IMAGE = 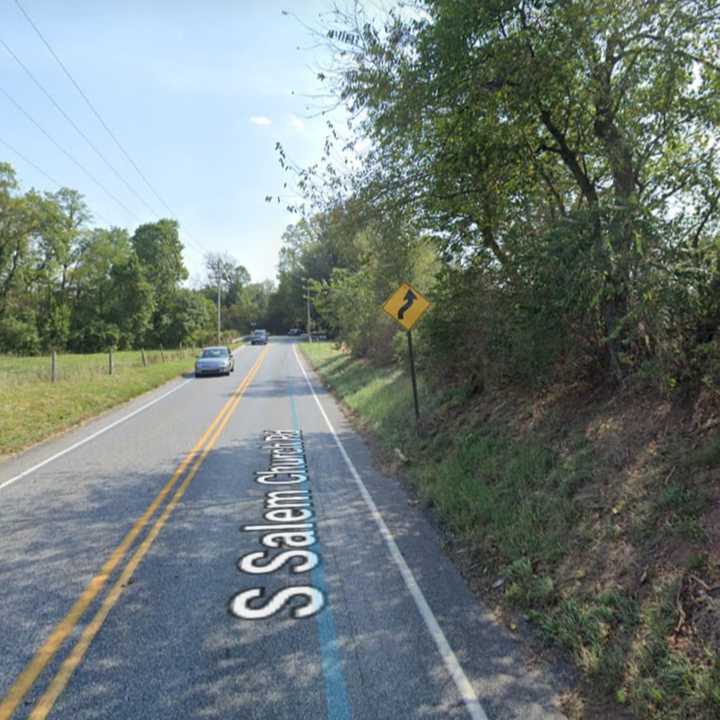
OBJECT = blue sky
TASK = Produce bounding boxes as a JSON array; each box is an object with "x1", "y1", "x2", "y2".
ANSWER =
[{"x1": 0, "y1": 0, "x2": 350, "y2": 284}]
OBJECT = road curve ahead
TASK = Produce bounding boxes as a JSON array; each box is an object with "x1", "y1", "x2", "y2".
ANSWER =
[{"x1": 0, "y1": 339, "x2": 566, "y2": 720}]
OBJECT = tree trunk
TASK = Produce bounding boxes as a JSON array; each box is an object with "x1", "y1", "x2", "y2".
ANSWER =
[{"x1": 593, "y1": 66, "x2": 638, "y2": 380}]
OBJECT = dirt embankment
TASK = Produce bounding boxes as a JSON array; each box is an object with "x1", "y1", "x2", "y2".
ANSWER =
[{"x1": 430, "y1": 381, "x2": 720, "y2": 719}]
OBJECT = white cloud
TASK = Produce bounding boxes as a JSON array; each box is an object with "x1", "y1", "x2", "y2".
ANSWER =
[
  {"x1": 250, "y1": 115, "x2": 272, "y2": 126},
  {"x1": 289, "y1": 113, "x2": 305, "y2": 131}
]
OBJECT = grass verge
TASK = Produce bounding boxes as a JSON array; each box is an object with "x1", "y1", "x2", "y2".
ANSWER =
[
  {"x1": 301, "y1": 342, "x2": 720, "y2": 720},
  {"x1": 1, "y1": 349, "x2": 198, "y2": 457}
]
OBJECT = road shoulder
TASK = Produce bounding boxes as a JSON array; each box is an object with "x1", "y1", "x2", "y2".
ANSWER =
[{"x1": 295, "y1": 342, "x2": 573, "y2": 719}]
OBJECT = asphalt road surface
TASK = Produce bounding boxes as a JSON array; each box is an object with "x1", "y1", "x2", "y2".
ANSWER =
[{"x1": 0, "y1": 339, "x2": 567, "y2": 720}]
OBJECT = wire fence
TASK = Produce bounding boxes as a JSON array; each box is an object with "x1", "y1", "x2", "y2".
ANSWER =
[{"x1": 0, "y1": 347, "x2": 198, "y2": 386}]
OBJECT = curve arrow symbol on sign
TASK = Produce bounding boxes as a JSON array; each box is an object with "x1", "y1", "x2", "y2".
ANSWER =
[{"x1": 398, "y1": 289, "x2": 417, "y2": 320}]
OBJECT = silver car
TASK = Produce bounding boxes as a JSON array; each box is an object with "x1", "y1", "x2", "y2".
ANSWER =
[
  {"x1": 195, "y1": 346, "x2": 235, "y2": 377},
  {"x1": 250, "y1": 329, "x2": 268, "y2": 345}
]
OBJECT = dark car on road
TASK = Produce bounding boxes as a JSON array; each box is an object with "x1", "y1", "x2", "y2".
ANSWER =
[
  {"x1": 194, "y1": 346, "x2": 235, "y2": 377},
  {"x1": 251, "y1": 329, "x2": 268, "y2": 345}
]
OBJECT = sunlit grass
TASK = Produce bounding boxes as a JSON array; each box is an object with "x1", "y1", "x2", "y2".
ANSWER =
[
  {"x1": 0, "y1": 348, "x2": 199, "y2": 456},
  {"x1": 0, "y1": 348, "x2": 193, "y2": 385},
  {"x1": 302, "y1": 342, "x2": 420, "y2": 447},
  {"x1": 302, "y1": 342, "x2": 577, "y2": 567}
]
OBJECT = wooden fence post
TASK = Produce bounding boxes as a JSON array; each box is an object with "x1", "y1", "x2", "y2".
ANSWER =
[
  {"x1": 160, "y1": 345, "x2": 165, "y2": 363},
  {"x1": 108, "y1": 348, "x2": 114, "y2": 375},
  {"x1": 141, "y1": 348, "x2": 147, "y2": 367},
  {"x1": 51, "y1": 351, "x2": 57, "y2": 383}
]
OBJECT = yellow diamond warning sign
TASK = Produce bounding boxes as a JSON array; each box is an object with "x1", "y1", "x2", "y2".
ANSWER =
[{"x1": 382, "y1": 282, "x2": 431, "y2": 332}]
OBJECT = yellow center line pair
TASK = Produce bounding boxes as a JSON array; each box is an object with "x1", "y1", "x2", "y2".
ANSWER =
[{"x1": 0, "y1": 345, "x2": 270, "y2": 720}]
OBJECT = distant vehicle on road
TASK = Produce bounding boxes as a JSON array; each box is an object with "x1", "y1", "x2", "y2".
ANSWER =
[
  {"x1": 195, "y1": 346, "x2": 235, "y2": 377},
  {"x1": 287, "y1": 328, "x2": 301, "y2": 336},
  {"x1": 251, "y1": 329, "x2": 269, "y2": 345}
]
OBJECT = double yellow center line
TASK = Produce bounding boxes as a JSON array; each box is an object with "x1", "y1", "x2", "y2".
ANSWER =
[{"x1": 0, "y1": 345, "x2": 269, "y2": 720}]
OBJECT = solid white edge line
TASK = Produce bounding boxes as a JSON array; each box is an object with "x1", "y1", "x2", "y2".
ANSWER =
[
  {"x1": 0, "y1": 378, "x2": 192, "y2": 493},
  {"x1": 0, "y1": 347, "x2": 244, "y2": 493},
  {"x1": 293, "y1": 345, "x2": 488, "y2": 720}
]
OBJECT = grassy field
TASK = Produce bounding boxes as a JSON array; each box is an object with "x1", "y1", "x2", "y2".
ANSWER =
[
  {"x1": 301, "y1": 342, "x2": 720, "y2": 720},
  {"x1": 0, "y1": 348, "x2": 198, "y2": 457}
]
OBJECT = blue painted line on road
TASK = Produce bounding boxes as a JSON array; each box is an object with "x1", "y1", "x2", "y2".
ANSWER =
[{"x1": 290, "y1": 390, "x2": 352, "y2": 720}]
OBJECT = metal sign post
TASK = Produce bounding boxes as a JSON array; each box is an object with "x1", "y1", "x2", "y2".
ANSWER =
[
  {"x1": 407, "y1": 330, "x2": 420, "y2": 421},
  {"x1": 382, "y1": 282, "x2": 431, "y2": 424}
]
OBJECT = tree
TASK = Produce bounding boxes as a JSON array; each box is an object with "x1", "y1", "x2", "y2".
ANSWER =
[
  {"x1": 0, "y1": 164, "x2": 34, "y2": 316},
  {"x1": 132, "y1": 219, "x2": 187, "y2": 290},
  {"x1": 225, "y1": 264, "x2": 252, "y2": 307},
  {"x1": 68, "y1": 227, "x2": 130, "y2": 351},
  {"x1": 32, "y1": 188, "x2": 92, "y2": 349},
  {"x1": 131, "y1": 219, "x2": 188, "y2": 345},
  {"x1": 161, "y1": 289, "x2": 215, "y2": 347},
  {"x1": 0, "y1": 166, "x2": 59, "y2": 353},
  {"x1": 317, "y1": 0, "x2": 720, "y2": 378},
  {"x1": 203, "y1": 252, "x2": 252, "y2": 333},
  {"x1": 0, "y1": 165, "x2": 22, "y2": 311},
  {"x1": 0, "y1": 162, "x2": 221, "y2": 354},
  {"x1": 108, "y1": 252, "x2": 155, "y2": 349},
  {"x1": 204, "y1": 253, "x2": 251, "y2": 305}
]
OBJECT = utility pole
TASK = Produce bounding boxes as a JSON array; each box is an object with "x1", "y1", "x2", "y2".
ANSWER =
[
  {"x1": 217, "y1": 274, "x2": 222, "y2": 344},
  {"x1": 305, "y1": 278, "x2": 313, "y2": 342}
]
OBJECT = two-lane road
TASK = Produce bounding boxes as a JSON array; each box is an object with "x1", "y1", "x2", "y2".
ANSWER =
[{"x1": 0, "y1": 339, "x2": 566, "y2": 719}]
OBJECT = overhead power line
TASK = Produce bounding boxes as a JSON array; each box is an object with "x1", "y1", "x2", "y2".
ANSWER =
[
  {"x1": 0, "y1": 134, "x2": 112, "y2": 225},
  {"x1": 0, "y1": 135, "x2": 60, "y2": 186},
  {"x1": 13, "y1": 0, "x2": 174, "y2": 213},
  {"x1": 0, "y1": 36, "x2": 161, "y2": 219},
  {"x1": 0, "y1": 86, "x2": 140, "y2": 222},
  {"x1": 12, "y1": 0, "x2": 209, "y2": 257}
]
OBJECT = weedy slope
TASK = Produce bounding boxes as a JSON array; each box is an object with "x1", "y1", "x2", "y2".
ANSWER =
[{"x1": 302, "y1": 342, "x2": 720, "y2": 720}]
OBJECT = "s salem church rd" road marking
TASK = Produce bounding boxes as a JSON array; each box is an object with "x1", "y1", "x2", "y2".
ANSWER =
[{"x1": 230, "y1": 429, "x2": 325, "y2": 620}]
